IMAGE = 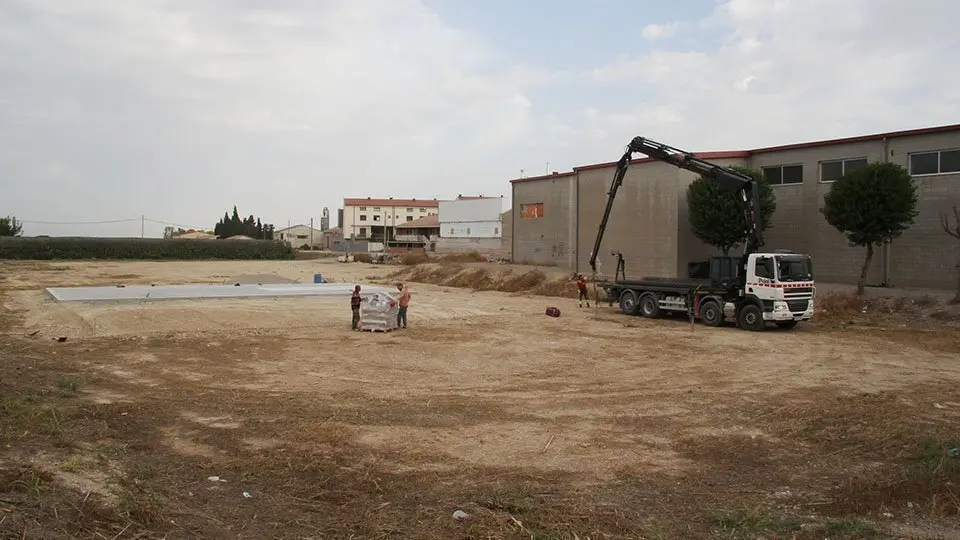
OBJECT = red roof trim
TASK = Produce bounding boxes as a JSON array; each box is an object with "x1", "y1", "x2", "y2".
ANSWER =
[
  {"x1": 509, "y1": 171, "x2": 577, "y2": 184},
  {"x1": 344, "y1": 198, "x2": 440, "y2": 207},
  {"x1": 749, "y1": 123, "x2": 960, "y2": 154}
]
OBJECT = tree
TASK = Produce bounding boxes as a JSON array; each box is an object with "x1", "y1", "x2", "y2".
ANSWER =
[
  {"x1": 940, "y1": 204, "x2": 960, "y2": 304},
  {"x1": 213, "y1": 206, "x2": 275, "y2": 240},
  {"x1": 686, "y1": 165, "x2": 776, "y2": 255},
  {"x1": 821, "y1": 162, "x2": 918, "y2": 295},
  {"x1": 0, "y1": 215, "x2": 23, "y2": 237}
]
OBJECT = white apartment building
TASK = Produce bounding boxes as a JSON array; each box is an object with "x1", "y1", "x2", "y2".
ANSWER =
[{"x1": 342, "y1": 197, "x2": 440, "y2": 241}]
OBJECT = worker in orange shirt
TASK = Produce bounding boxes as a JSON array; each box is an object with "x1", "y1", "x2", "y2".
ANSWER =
[
  {"x1": 575, "y1": 274, "x2": 590, "y2": 308},
  {"x1": 396, "y1": 283, "x2": 411, "y2": 328}
]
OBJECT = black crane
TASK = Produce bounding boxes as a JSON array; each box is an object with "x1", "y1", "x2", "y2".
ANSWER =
[{"x1": 588, "y1": 136, "x2": 764, "y2": 277}]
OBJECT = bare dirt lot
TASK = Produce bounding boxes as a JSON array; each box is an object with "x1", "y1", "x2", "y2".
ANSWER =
[{"x1": 1, "y1": 259, "x2": 959, "y2": 539}]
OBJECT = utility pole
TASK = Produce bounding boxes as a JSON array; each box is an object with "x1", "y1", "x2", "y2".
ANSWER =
[
  {"x1": 141, "y1": 215, "x2": 144, "y2": 238},
  {"x1": 546, "y1": 162, "x2": 549, "y2": 174},
  {"x1": 310, "y1": 217, "x2": 314, "y2": 248}
]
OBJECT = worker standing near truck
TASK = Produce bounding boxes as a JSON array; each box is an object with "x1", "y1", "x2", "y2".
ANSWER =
[
  {"x1": 351, "y1": 285, "x2": 362, "y2": 330},
  {"x1": 576, "y1": 274, "x2": 590, "y2": 308}
]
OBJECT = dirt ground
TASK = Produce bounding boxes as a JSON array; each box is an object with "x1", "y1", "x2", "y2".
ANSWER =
[{"x1": 1, "y1": 259, "x2": 959, "y2": 539}]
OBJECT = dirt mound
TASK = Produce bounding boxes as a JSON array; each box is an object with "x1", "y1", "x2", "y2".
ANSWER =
[{"x1": 391, "y1": 264, "x2": 578, "y2": 298}]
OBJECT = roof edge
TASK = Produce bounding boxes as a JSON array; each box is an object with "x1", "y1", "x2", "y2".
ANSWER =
[{"x1": 508, "y1": 123, "x2": 960, "y2": 183}]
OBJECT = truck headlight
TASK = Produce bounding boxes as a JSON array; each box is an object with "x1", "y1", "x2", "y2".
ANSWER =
[{"x1": 774, "y1": 301, "x2": 788, "y2": 311}]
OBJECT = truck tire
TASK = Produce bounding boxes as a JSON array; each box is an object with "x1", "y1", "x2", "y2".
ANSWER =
[
  {"x1": 639, "y1": 293, "x2": 661, "y2": 318},
  {"x1": 775, "y1": 320, "x2": 799, "y2": 330},
  {"x1": 737, "y1": 304, "x2": 765, "y2": 332},
  {"x1": 699, "y1": 299, "x2": 723, "y2": 327},
  {"x1": 619, "y1": 290, "x2": 639, "y2": 315}
]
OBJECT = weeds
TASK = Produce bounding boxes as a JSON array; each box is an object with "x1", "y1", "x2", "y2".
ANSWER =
[{"x1": 56, "y1": 378, "x2": 78, "y2": 392}]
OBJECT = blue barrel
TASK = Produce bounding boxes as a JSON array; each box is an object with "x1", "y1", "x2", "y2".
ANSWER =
[{"x1": 314, "y1": 273, "x2": 324, "y2": 283}]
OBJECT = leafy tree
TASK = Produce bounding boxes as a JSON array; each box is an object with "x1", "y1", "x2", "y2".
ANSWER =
[
  {"x1": 0, "y1": 215, "x2": 23, "y2": 237},
  {"x1": 686, "y1": 165, "x2": 776, "y2": 255},
  {"x1": 940, "y1": 205, "x2": 960, "y2": 304},
  {"x1": 821, "y1": 162, "x2": 918, "y2": 295}
]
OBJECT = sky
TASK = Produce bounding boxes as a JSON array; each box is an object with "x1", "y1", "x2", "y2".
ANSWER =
[{"x1": 2, "y1": 0, "x2": 958, "y2": 237}]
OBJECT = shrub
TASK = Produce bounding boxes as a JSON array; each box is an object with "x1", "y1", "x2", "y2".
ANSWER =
[
  {"x1": 0, "y1": 237, "x2": 295, "y2": 260},
  {"x1": 401, "y1": 252, "x2": 429, "y2": 266}
]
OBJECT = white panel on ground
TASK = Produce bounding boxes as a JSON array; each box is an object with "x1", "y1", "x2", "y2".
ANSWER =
[{"x1": 45, "y1": 283, "x2": 391, "y2": 303}]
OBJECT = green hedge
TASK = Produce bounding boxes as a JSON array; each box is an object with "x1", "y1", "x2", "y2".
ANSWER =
[{"x1": 0, "y1": 237, "x2": 295, "y2": 260}]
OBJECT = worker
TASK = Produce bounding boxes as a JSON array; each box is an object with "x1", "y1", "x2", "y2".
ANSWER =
[
  {"x1": 575, "y1": 274, "x2": 590, "y2": 308},
  {"x1": 351, "y1": 285, "x2": 362, "y2": 330},
  {"x1": 396, "y1": 283, "x2": 410, "y2": 328}
]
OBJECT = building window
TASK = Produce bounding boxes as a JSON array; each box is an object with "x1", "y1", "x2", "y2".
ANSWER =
[
  {"x1": 406, "y1": 207, "x2": 413, "y2": 212},
  {"x1": 359, "y1": 206, "x2": 366, "y2": 211},
  {"x1": 359, "y1": 215, "x2": 367, "y2": 221},
  {"x1": 406, "y1": 216, "x2": 413, "y2": 222},
  {"x1": 419, "y1": 207, "x2": 426, "y2": 212},
  {"x1": 450, "y1": 228, "x2": 454, "y2": 235},
  {"x1": 373, "y1": 207, "x2": 380, "y2": 211},
  {"x1": 359, "y1": 227, "x2": 366, "y2": 236},
  {"x1": 466, "y1": 228, "x2": 471, "y2": 235},
  {"x1": 820, "y1": 158, "x2": 869, "y2": 183},
  {"x1": 909, "y1": 149, "x2": 960, "y2": 176},
  {"x1": 762, "y1": 165, "x2": 803, "y2": 185},
  {"x1": 494, "y1": 227, "x2": 499, "y2": 235},
  {"x1": 373, "y1": 215, "x2": 380, "y2": 221},
  {"x1": 520, "y1": 203, "x2": 545, "y2": 218}
]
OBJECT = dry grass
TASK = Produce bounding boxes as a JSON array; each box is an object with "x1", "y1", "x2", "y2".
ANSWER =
[
  {"x1": 390, "y1": 263, "x2": 580, "y2": 298},
  {"x1": 815, "y1": 290, "x2": 960, "y2": 328}
]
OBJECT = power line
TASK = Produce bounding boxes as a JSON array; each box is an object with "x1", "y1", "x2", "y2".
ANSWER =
[
  {"x1": 19, "y1": 218, "x2": 139, "y2": 225},
  {"x1": 143, "y1": 218, "x2": 211, "y2": 231}
]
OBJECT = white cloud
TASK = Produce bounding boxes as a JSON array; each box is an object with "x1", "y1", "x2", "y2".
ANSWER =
[
  {"x1": 581, "y1": 0, "x2": 960, "y2": 155},
  {"x1": 0, "y1": 0, "x2": 560, "y2": 234},
  {"x1": 641, "y1": 22, "x2": 679, "y2": 40}
]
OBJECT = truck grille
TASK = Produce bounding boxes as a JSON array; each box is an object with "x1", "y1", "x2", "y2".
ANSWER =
[{"x1": 787, "y1": 299, "x2": 809, "y2": 312}]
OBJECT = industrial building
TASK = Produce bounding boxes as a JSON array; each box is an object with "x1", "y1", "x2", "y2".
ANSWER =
[{"x1": 510, "y1": 123, "x2": 960, "y2": 290}]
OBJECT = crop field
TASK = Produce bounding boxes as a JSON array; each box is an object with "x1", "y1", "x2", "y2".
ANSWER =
[{"x1": 1, "y1": 259, "x2": 959, "y2": 539}]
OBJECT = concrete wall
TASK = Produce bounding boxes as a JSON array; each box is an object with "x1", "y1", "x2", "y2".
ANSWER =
[
  {"x1": 884, "y1": 131, "x2": 960, "y2": 289},
  {"x1": 435, "y1": 237, "x2": 504, "y2": 253},
  {"x1": 439, "y1": 198, "x2": 504, "y2": 238},
  {"x1": 575, "y1": 161, "x2": 680, "y2": 278},
  {"x1": 511, "y1": 173, "x2": 576, "y2": 266},
  {"x1": 500, "y1": 210, "x2": 513, "y2": 256}
]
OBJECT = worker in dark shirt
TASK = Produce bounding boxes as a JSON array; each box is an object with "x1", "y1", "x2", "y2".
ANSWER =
[
  {"x1": 351, "y1": 285, "x2": 362, "y2": 330},
  {"x1": 576, "y1": 274, "x2": 590, "y2": 308}
]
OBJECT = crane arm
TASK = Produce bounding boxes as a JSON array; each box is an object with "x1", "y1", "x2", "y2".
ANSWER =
[{"x1": 588, "y1": 136, "x2": 764, "y2": 275}]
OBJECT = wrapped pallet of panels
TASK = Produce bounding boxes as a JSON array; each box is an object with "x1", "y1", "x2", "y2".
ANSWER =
[{"x1": 360, "y1": 292, "x2": 399, "y2": 332}]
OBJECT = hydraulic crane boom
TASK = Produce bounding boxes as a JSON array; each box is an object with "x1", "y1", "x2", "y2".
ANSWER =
[{"x1": 588, "y1": 136, "x2": 764, "y2": 275}]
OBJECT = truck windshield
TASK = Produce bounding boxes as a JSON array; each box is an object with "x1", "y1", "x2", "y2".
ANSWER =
[{"x1": 776, "y1": 256, "x2": 813, "y2": 282}]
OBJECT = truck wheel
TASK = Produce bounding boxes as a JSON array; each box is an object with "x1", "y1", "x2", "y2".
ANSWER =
[
  {"x1": 737, "y1": 304, "x2": 765, "y2": 332},
  {"x1": 699, "y1": 300, "x2": 723, "y2": 327},
  {"x1": 619, "y1": 290, "x2": 639, "y2": 315},
  {"x1": 775, "y1": 320, "x2": 799, "y2": 330},
  {"x1": 639, "y1": 294, "x2": 660, "y2": 318}
]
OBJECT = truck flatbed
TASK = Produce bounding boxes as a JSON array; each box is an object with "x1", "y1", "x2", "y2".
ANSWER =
[{"x1": 601, "y1": 277, "x2": 730, "y2": 294}]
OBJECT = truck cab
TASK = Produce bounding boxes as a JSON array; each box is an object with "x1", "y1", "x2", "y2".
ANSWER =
[{"x1": 742, "y1": 251, "x2": 816, "y2": 325}]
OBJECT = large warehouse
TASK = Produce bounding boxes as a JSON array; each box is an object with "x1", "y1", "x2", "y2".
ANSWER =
[{"x1": 509, "y1": 123, "x2": 960, "y2": 290}]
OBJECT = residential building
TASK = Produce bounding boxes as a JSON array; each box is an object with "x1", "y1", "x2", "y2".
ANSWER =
[
  {"x1": 510, "y1": 123, "x2": 960, "y2": 290},
  {"x1": 342, "y1": 197, "x2": 440, "y2": 243},
  {"x1": 437, "y1": 194, "x2": 506, "y2": 253},
  {"x1": 394, "y1": 215, "x2": 440, "y2": 253},
  {"x1": 276, "y1": 224, "x2": 325, "y2": 249}
]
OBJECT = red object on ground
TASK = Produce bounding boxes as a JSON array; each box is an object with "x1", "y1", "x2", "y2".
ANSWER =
[{"x1": 545, "y1": 307, "x2": 561, "y2": 317}]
